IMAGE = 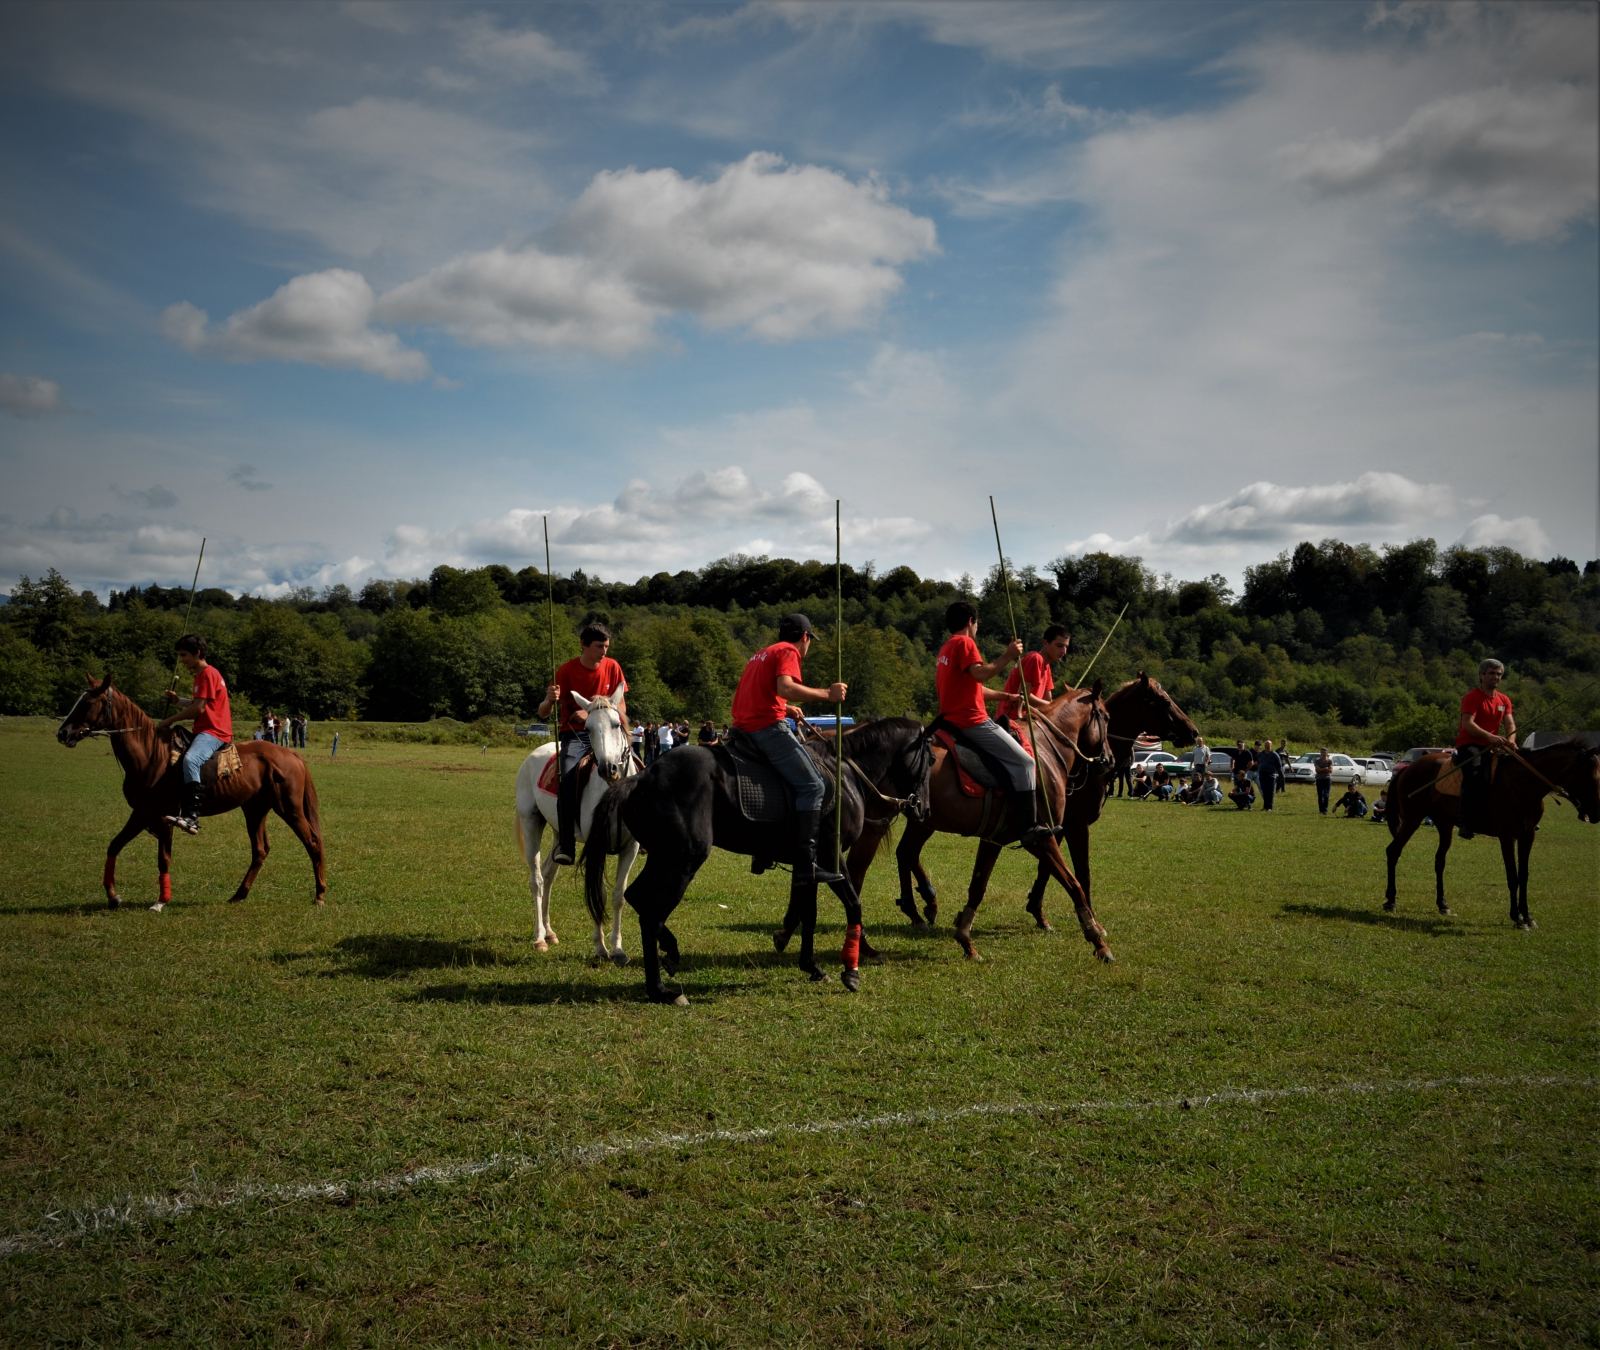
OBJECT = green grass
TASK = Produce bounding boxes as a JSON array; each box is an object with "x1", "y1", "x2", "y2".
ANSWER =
[{"x1": 1, "y1": 715, "x2": 1596, "y2": 1347}]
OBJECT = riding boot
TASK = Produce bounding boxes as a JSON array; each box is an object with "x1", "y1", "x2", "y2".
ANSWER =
[
  {"x1": 554, "y1": 762, "x2": 578, "y2": 865},
  {"x1": 1013, "y1": 789, "x2": 1055, "y2": 848},
  {"x1": 792, "y1": 808, "x2": 845, "y2": 886},
  {"x1": 165, "y1": 781, "x2": 203, "y2": 834}
]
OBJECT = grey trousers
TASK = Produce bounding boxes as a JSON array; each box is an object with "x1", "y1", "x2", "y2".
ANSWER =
[{"x1": 951, "y1": 718, "x2": 1037, "y2": 793}]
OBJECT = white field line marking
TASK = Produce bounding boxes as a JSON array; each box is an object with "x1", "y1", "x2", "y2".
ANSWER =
[{"x1": 4, "y1": 1072, "x2": 1591, "y2": 1258}]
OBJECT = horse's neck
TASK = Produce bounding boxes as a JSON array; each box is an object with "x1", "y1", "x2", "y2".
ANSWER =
[{"x1": 107, "y1": 694, "x2": 160, "y2": 777}]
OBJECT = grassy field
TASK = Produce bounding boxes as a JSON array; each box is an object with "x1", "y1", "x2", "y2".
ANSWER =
[{"x1": 1, "y1": 715, "x2": 1595, "y2": 1347}]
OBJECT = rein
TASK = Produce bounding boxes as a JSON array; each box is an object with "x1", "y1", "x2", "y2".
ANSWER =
[{"x1": 794, "y1": 714, "x2": 925, "y2": 815}]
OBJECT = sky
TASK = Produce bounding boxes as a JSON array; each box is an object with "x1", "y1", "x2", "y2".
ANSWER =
[{"x1": 0, "y1": 0, "x2": 1595, "y2": 599}]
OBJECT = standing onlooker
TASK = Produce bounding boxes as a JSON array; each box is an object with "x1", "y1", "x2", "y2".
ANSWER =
[
  {"x1": 1190, "y1": 735, "x2": 1207, "y2": 778},
  {"x1": 1233, "y1": 740, "x2": 1255, "y2": 784},
  {"x1": 631, "y1": 722, "x2": 644, "y2": 760},
  {"x1": 1257, "y1": 739, "x2": 1282, "y2": 812},
  {"x1": 657, "y1": 720, "x2": 675, "y2": 755},
  {"x1": 1314, "y1": 747, "x2": 1334, "y2": 814},
  {"x1": 1114, "y1": 756, "x2": 1134, "y2": 798}
]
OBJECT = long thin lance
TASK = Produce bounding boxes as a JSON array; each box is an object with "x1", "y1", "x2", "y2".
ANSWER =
[
  {"x1": 989, "y1": 497, "x2": 1054, "y2": 827},
  {"x1": 1064, "y1": 601, "x2": 1129, "y2": 692},
  {"x1": 545, "y1": 516, "x2": 559, "y2": 792},
  {"x1": 168, "y1": 537, "x2": 206, "y2": 693},
  {"x1": 835, "y1": 500, "x2": 845, "y2": 874}
]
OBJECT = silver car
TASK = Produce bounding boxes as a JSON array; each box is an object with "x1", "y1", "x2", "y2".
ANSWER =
[{"x1": 1285, "y1": 752, "x2": 1367, "y2": 786}]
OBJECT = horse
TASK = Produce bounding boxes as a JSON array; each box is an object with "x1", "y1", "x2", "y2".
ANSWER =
[
  {"x1": 1021, "y1": 672, "x2": 1200, "y2": 918},
  {"x1": 845, "y1": 690, "x2": 1116, "y2": 963},
  {"x1": 1384, "y1": 740, "x2": 1600, "y2": 928},
  {"x1": 56, "y1": 673, "x2": 326, "y2": 909},
  {"x1": 513, "y1": 689, "x2": 641, "y2": 962},
  {"x1": 584, "y1": 717, "x2": 932, "y2": 1005}
]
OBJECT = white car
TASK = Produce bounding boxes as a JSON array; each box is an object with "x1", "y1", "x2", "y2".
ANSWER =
[
  {"x1": 1284, "y1": 752, "x2": 1367, "y2": 786},
  {"x1": 1352, "y1": 758, "x2": 1393, "y2": 788},
  {"x1": 1134, "y1": 750, "x2": 1177, "y2": 768}
]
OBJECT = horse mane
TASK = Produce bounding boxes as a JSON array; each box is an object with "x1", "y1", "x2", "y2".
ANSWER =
[
  {"x1": 840, "y1": 716, "x2": 923, "y2": 761},
  {"x1": 103, "y1": 681, "x2": 157, "y2": 735}
]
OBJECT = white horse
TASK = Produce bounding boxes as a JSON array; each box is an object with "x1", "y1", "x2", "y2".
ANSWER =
[{"x1": 513, "y1": 690, "x2": 641, "y2": 963}]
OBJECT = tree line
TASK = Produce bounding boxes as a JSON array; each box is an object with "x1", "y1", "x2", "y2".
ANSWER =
[{"x1": 3, "y1": 541, "x2": 1596, "y2": 751}]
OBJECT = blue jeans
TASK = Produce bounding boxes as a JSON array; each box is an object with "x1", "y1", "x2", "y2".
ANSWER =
[
  {"x1": 181, "y1": 731, "x2": 227, "y2": 785},
  {"x1": 1316, "y1": 778, "x2": 1331, "y2": 813},
  {"x1": 748, "y1": 719, "x2": 826, "y2": 812}
]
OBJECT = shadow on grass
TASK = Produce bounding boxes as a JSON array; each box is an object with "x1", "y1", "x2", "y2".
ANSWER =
[
  {"x1": 410, "y1": 975, "x2": 758, "y2": 1006},
  {"x1": 319, "y1": 933, "x2": 519, "y2": 978},
  {"x1": 0, "y1": 901, "x2": 109, "y2": 917},
  {"x1": 1280, "y1": 903, "x2": 1467, "y2": 936}
]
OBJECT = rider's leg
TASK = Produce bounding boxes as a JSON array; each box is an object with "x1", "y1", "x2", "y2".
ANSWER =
[
  {"x1": 553, "y1": 731, "x2": 589, "y2": 865},
  {"x1": 748, "y1": 720, "x2": 842, "y2": 885},
  {"x1": 168, "y1": 732, "x2": 224, "y2": 833},
  {"x1": 953, "y1": 719, "x2": 1048, "y2": 843},
  {"x1": 1457, "y1": 746, "x2": 1487, "y2": 839}
]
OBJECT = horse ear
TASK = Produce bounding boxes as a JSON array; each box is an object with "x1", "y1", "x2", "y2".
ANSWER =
[
  {"x1": 1137, "y1": 670, "x2": 1148, "y2": 685},
  {"x1": 1092, "y1": 676, "x2": 1104, "y2": 698},
  {"x1": 571, "y1": 690, "x2": 593, "y2": 711},
  {"x1": 85, "y1": 671, "x2": 98, "y2": 686}
]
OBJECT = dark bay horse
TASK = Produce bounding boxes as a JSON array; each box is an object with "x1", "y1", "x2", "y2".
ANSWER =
[
  {"x1": 584, "y1": 718, "x2": 931, "y2": 1004},
  {"x1": 1022, "y1": 672, "x2": 1200, "y2": 917},
  {"x1": 846, "y1": 690, "x2": 1116, "y2": 962},
  {"x1": 56, "y1": 674, "x2": 327, "y2": 908},
  {"x1": 1385, "y1": 740, "x2": 1599, "y2": 928}
]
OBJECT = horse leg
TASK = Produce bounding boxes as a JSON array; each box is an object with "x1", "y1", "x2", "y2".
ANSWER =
[
  {"x1": 1432, "y1": 822, "x2": 1453, "y2": 915},
  {"x1": 1518, "y1": 831, "x2": 1535, "y2": 929},
  {"x1": 1025, "y1": 858, "x2": 1049, "y2": 923},
  {"x1": 1499, "y1": 834, "x2": 1521, "y2": 928},
  {"x1": 953, "y1": 841, "x2": 1002, "y2": 961},
  {"x1": 795, "y1": 880, "x2": 824, "y2": 983},
  {"x1": 104, "y1": 813, "x2": 145, "y2": 909},
  {"x1": 1384, "y1": 812, "x2": 1425, "y2": 910},
  {"x1": 276, "y1": 766, "x2": 327, "y2": 904},
  {"x1": 1062, "y1": 824, "x2": 1107, "y2": 938},
  {"x1": 153, "y1": 824, "x2": 174, "y2": 911},
  {"x1": 608, "y1": 842, "x2": 638, "y2": 965},
  {"x1": 624, "y1": 857, "x2": 689, "y2": 1006},
  {"x1": 895, "y1": 817, "x2": 937, "y2": 931},
  {"x1": 1028, "y1": 835, "x2": 1114, "y2": 962},
  {"x1": 229, "y1": 800, "x2": 272, "y2": 902},
  {"x1": 538, "y1": 849, "x2": 562, "y2": 954},
  {"x1": 828, "y1": 875, "x2": 865, "y2": 992}
]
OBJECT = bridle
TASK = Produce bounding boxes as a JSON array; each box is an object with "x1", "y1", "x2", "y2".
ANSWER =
[
  {"x1": 57, "y1": 685, "x2": 142, "y2": 744},
  {"x1": 795, "y1": 714, "x2": 930, "y2": 819}
]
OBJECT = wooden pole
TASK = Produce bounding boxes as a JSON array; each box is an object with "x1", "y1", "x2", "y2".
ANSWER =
[
  {"x1": 545, "y1": 516, "x2": 559, "y2": 791},
  {"x1": 1063, "y1": 602, "x2": 1128, "y2": 692},
  {"x1": 168, "y1": 537, "x2": 207, "y2": 692},
  {"x1": 989, "y1": 498, "x2": 1053, "y2": 827},
  {"x1": 835, "y1": 500, "x2": 844, "y2": 874}
]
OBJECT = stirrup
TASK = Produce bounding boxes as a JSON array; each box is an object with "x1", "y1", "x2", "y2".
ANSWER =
[{"x1": 164, "y1": 813, "x2": 200, "y2": 835}]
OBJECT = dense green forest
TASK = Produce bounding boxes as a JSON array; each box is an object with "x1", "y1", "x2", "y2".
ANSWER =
[{"x1": 4, "y1": 539, "x2": 1597, "y2": 751}]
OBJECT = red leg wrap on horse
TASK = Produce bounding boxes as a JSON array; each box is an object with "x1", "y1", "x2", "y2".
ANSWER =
[
  {"x1": 842, "y1": 924, "x2": 861, "y2": 970},
  {"x1": 159, "y1": 874, "x2": 172, "y2": 902},
  {"x1": 103, "y1": 857, "x2": 116, "y2": 890}
]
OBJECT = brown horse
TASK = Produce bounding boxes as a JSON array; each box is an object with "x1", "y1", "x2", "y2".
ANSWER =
[
  {"x1": 1022, "y1": 672, "x2": 1200, "y2": 916},
  {"x1": 1384, "y1": 740, "x2": 1600, "y2": 928},
  {"x1": 56, "y1": 674, "x2": 327, "y2": 909},
  {"x1": 847, "y1": 688, "x2": 1115, "y2": 962}
]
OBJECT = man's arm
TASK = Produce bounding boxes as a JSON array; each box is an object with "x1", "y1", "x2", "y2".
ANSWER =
[
  {"x1": 775, "y1": 673, "x2": 847, "y2": 704},
  {"x1": 964, "y1": 638, "x2": 1024, "y2": 684},
  {"x1": 157, "y1": 694, "x2": 209, "y2": 730},
  {"x1": 1458, "y1": 707, "x2": 1514, "y2": 749}
]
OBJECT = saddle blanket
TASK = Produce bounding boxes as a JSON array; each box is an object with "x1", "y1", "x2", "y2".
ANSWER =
[
  {"x1": 1431, "y1": 751, "x2": 1498, "y2": 799},
  {"x1": 720, "y1": 739, "x2": 793, "y2": 822},
  {"x1": 201, "y1": 743, "x2": 242, "y2": 785},
  {"x1": 536, "y1": 752, "x2": 598, "y2": 798}
]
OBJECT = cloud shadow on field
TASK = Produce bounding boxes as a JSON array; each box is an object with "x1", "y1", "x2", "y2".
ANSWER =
[
  {"x1": 1280, "y1": 904, "x2": 1467, "y2": 937},
  {"x1": 318, "y1": 933, "x2": 519, "y2": 978}
]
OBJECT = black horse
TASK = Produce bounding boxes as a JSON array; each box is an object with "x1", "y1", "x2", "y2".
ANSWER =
[{"x1": 584, "y1": 717, "x2": 932, "y2": 1005}]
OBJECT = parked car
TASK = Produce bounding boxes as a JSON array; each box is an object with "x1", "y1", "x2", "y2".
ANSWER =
[
  {"x1": 1367, "y1": 751, "x2": 1397, "y2": 767},
  {"x1": 1132, "y1": 746, "x2": 1171, "y2": 764},
  {"x1": 1170, "y1": 749, "x2": 1234, "y2": 779},
  {"x1": 1352, "y1": 758, "x2": 1393, "y2": 788},
  {"x1": 1284, "y1": 752, "x2": 1367, "y2": 786},
  {"x1": 1397, "y1": 746, "x2": 1448, "y2": 764}
]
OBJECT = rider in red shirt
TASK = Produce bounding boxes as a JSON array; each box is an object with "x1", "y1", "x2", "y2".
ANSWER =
[
  {"x1": 936, "y1": 601, "x2": 1051, "y2": 847},
  {"x1": 729, "y1": 613, "x2": 849, "y2": 886},
  {"x1": 1454, "y1": 657, "x2": 1516, "y2": 839},
  {"x1": 537, "y1": 622, "x2": 628, "y2": 864},
  {"x1": 158, "y1": 633, "x2": 234, "y2": 843},
  {"x1": 995, "y1": 624, "x2": 1071, "y2": 735}
]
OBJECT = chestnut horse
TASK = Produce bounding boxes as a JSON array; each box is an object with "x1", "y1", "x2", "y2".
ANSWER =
[
  {"x1": 56, "y1": 674, "x2": 327, "y2": 908},
  {"x1": 846, "y1": 689, "x2": 1115, "y2": 962},
  {"x1": 1384, "y1": 740, "x2": 1599, "y2": 928}
]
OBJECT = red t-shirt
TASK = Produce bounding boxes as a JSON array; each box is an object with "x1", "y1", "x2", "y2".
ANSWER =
[
  {"x1": 936, "y1": 634, "x2": 989, "y2": 729},
  {"x1": 1457, "y1": 686, "x2": 1512, "y2": 747},
  {"x1": 997, "y1": 651, "x2": 1052, "y2": 720},
  {"x1": 555, "y1": 656, "x2": 627, "y2": 732},
  {"x1": 191, "y1": 663, "x2": 232, "y2": 743},
  {"x1": 731, "y1": 641, "x2": 803, "y2": 732}
]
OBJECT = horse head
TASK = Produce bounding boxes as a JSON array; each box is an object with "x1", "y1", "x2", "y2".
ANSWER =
[
  {"x1": 571, "y1": 689, "x2": 632, "y2": 783},
  {"x1": 57, "y1": 672, "x2": 120, "y2": 748},
  {"x1": 1136, "y1": 670, "x2": 1199, "y2": 748},
  {"x1": 1567, "y1": 744, "x2": 1600, "y2": 824},
  {"x1": 902, "y1": 724, "x2": 935, "y2": 823},
  {"x1": 1078, "y1": 677, "x2": 1114, "y2": 769}
]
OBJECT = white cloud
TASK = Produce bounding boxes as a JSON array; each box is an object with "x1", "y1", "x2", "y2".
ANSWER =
[
  {"x1": 450, "y1": 13, "x2": 594, "y2": 84},
  {"x1": 163, "y1": 270, "x2": 431, "y2": 381},
  {"x1": 0, "y1": 372, "x2": 63, "y2": 418},
  {"x1": 378, "y1": 153, "x2": 938, "y2": 354},
  {"x1": 1165, "y1": 473, "x2": 1456, "y2": 543},
  {"x1": 1281, "y1": 82, "x2": 1598, "y2": 243},
  {"x1": 1458, "y1": 512, "x2": 1550, "y2": 557}
]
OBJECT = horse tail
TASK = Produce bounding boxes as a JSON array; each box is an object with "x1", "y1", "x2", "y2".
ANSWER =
[
  {"x1": 581, "y1": 787, "x2": 620, "y2": 927},
  {"x1": 300, "y1": 767, "x2": 323, "y2": 840}
]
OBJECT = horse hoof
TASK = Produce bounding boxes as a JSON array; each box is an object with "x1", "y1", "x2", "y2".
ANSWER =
[
  {"x1": 534, "y1": 939, "x2": 549, "y2": 953},
  {"x1": 106, "y1": 895, "x2": 120, "y2": 910},
  {"x1": 772, "y1": 928, "x2": 792, "y2": 953},
  {"x1": 313, "y1": 897, "x2": 325, "y2": 907},
  {"x1": 808, "y1": 968, "x2": 830, "y2": 983},
  {"x1": 610, "y1": 951, "x2": 629, "y2": 967},
  {"x1": 673, "y1": 993, "x2": 689, "y2": 1007},
  {"x1": 1096, "y1": 946, "x2": 1116, "y2": 963},
  {"x1": 842, "y1": 967, "x2": 861, "y2": 993},
  {"x1": 1035, "y1": 918, "x2": 1054, "y2": 932},
  {"x1": 1437, "y1": 907, "x2": 1452, "y2": 917},
  {"x1": 910, "y1": 921, "x2": 931, "y2": 935},
  {"x1": 662, "y1": 956, "x2": 680, "y2": 976},
  {"x1": 547, "y1": 933, "x2": 560, "y2": 945},
  {"x1": 1382, "y1": 900, "x2": 1396, "y2": 913}
]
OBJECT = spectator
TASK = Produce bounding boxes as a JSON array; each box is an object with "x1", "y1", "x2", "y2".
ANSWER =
[
  {"x1": 657, "y1": 720, "x2": 675, "y2": 755},
  {"x1": 1130, "y1": 764, "x2": 1152, "y2": 800},
  {"x1": 1151, "y1": 763, "x2": 1173, "y2": 801},
  {"x1": 1248, "y1": 740, "x2": 1263, "y2": 785},
  {"x1": 698, "y1": 720, "x2": 720, "y2": 746},
  {"x1": 1256, "y1": 739, "x2": 1282, "y2": 812},
  {"x1": 1198, "y1": 769, "x2": 1223, "y2": 805},
  {"x1": 1331, "y1": 786, "x2": 1368, "y2": 819},
  {"x1": 1114, "y1": 756, "x2": 1134, "y2": 798},
  {"x1": 631, "y1": 722, "x2": 644, "y2": 759},
  {"x1": 1371, "y1": 789, "x2": 1388, "y2": 823},
  {"x1": 1314, "y1": 747, "x2": 1334, "y2": 814},
  {"x1": 1229, "y1": 768, "x2": 1256, "y2": 810},
  {"x1": 1233, "y1": 740, "x2": 1255, "y2": 783}
]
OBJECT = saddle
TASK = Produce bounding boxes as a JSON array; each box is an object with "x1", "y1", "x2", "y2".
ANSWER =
[
  {"x1": 931, "y1": 727, "x2": 1033, "y2": 799},
  {"x1": 535, "y1": 751, "x2": 597, "y2": 801},
  {"x1": 719, "y1": 730, "x2": 798, "y2": 823},
  {"x1": 202, "y1": 743, "x2": 243, "y2": 787},
  {"x1": 167, "y1": 724, "x2": 192, "y2": 769},
  {"x1": 1431, "y1": 750, "x2": 1498, "y2": 800}
]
